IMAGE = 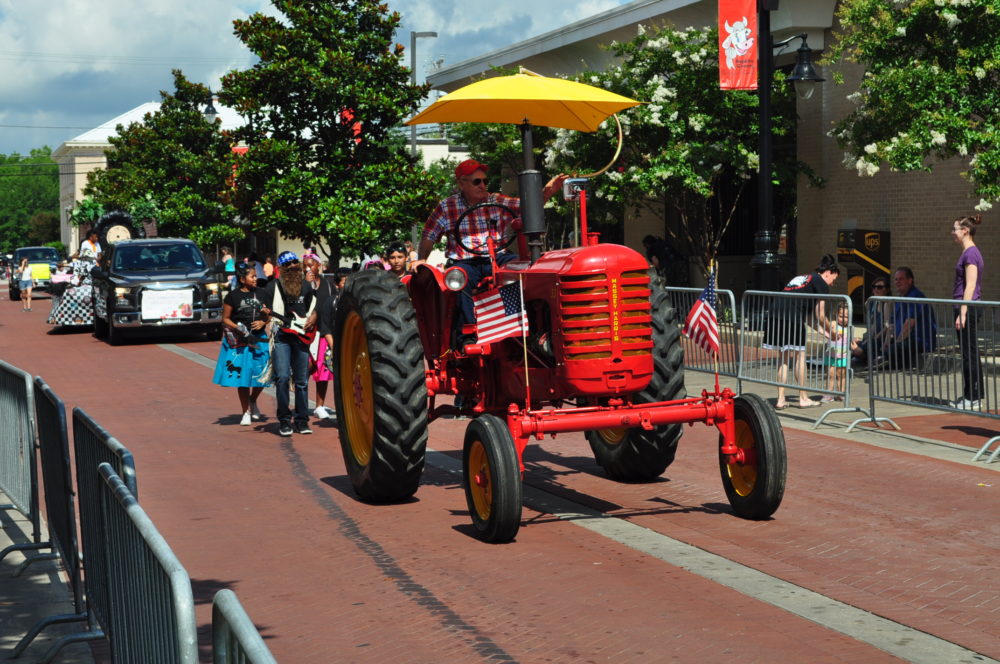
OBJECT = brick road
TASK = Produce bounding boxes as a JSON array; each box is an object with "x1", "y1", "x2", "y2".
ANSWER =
[{"x1": 2, "y1": 294, "x2": 998, "y2": 663}]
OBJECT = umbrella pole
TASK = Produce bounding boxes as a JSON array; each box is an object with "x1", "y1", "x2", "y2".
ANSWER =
[{"x1": 518, "y1": 122, "x2": 545, "y2": 263}]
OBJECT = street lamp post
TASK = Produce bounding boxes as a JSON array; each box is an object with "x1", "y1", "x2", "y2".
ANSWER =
[
  {"x1": 204, "y1": 89, "x2": 219, "y2": 125},
  {"x1": 751, "y1": 4, "x2": 824, "y2": 291},
  {"x1": 410, "y1": 30, "x2": 438, "y2": 157}
]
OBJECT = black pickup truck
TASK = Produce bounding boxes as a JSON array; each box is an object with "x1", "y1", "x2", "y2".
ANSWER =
[{"x1": 91, "y1": 238, "x2": 224, "y2": 344}]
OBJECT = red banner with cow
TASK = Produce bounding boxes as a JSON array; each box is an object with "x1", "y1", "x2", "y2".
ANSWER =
[{"x1": 718, "y1": 0, "x2": 757, "y2": 90}]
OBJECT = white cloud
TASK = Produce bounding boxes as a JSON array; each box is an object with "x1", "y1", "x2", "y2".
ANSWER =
[{"x1": 0, "y1": 0, "x2": 631, "y2": 154}]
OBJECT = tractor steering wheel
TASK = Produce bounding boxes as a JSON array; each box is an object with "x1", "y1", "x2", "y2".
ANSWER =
[{"x1": 451, "y1": 201, "x2": 519, "y2": 257}]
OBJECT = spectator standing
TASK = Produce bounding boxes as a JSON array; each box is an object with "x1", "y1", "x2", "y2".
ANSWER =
[
  {"x1": 16, "y1": 257, "x2": 33, "y2": 311},
  {"x1": 263, "y1": 256, "x2": 275, "y2": 280},
  {"x1": 386, "y1": 242, "x2": 408, "y2": 278},
  {"x1": 303, "y1": 252, "x2": 336, "y2": 420},
  {"x1": 259, "y1": 251, "x2": 318, "y2": 436},
  {"x1": 763, "y1": 254, "x2": 841, "y2": 409},
  {"x1": 823, "y1": 304, "x2": 852, "y2": 402},
  {"x1": 213, "y1": 264, "x2": 271, "y2": 425},
  {"x1": 951, "y1": 214, "x2": 986, "y2": 410}
]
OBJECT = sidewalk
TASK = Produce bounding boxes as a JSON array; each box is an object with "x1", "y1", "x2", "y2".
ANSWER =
[
  {"x1": 2, "y1": 367, "x2": 996, "y2": 663},
  {"x1": 0, "y1": 508, "x2": 97, "y2": 663}
]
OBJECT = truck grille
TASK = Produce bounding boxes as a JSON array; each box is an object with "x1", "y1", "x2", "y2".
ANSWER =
[{"x1": 559, "y1": 270, "x2": 653, "y2": 360}]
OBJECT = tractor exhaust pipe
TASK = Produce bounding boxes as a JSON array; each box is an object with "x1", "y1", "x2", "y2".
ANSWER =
[{"x1": 519, "y1": 170, "x2": 545, "y2": 263}]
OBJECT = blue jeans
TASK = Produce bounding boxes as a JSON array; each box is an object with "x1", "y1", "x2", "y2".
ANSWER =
[{"x1": 271, "y1": 334, "x2": 311, "y2": 426}]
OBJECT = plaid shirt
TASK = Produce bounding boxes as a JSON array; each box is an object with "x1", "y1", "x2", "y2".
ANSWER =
[{"x1": 421, "y1": 192, "x2": 521, "y2": 261}]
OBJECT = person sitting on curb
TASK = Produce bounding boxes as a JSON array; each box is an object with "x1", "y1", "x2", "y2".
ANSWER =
[
  {"x1": 852, "y1": 278, "x2": 892, "y2": 366},
  {"x1": 877, "y1": 267, "x2": 937, "y2": 370}
]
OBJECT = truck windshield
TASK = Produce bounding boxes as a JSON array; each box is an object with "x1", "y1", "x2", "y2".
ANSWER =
[
  {"x1": 113, "y1": 244, "x2": 206, "y2": 271},
  {"x1": 17, "y1": 248, "x2": 59, "y2": 263}
]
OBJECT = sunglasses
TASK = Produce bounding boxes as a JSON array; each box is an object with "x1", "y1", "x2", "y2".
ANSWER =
[
  {"x1": 463, "y1": 177, "x2": 487, "y2": 186},
  {"x1": 872, "y1": 284, "x2": 887, "y2": 289}
]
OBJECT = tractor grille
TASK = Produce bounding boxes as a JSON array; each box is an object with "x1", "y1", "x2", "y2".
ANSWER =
[{"x1": 559, "y1": 270, "x2": 653, "y2": 360}]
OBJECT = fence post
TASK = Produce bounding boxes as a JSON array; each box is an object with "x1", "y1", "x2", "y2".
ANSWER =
[
  {"x1": 98, "y1": 463, "x2": 197, "y2": 664},
  {"x1": 212, "y1": 589, "x2": 278, "y2": 664},
  {"x1": 0, "y1": 360, "x2": 51, "y2": 569}
]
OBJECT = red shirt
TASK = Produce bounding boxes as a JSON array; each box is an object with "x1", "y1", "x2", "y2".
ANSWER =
[{"x1": 421, "y1": 192, "x2": 520, "y2": 260}]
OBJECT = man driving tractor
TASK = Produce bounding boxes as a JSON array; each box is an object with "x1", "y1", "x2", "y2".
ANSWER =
[{"x1": 411, "y1": 159, "x2": 567, "y2": 344}]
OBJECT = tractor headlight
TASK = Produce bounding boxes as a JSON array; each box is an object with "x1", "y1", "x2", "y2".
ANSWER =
[{"x1": 444, "y1": 266, "x2": 468, "y2": 292}]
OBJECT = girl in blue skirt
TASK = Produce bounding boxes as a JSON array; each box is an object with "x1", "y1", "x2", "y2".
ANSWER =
[{"x1": 213, "y1": 263, "x2": 271, "y2": 425}]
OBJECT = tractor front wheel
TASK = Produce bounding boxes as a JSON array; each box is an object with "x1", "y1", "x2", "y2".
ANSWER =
[
  {"x1": 463, "y1": 415, "x2": 522, "y2": 543},
  {"x1": 333, "y1": 269, "x2": 428, "y2": 502},
  {"x1": 718, "y1": 393, "x2": 786, "y2": 519}
]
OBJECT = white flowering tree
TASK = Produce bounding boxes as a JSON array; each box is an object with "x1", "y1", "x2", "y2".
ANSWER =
[
  {"x1": 544, "y1": 24, "x2": 806, "y2": 278},
  {"x1": 828, "y1": 0, "x2": 1000, "y2": 211}
]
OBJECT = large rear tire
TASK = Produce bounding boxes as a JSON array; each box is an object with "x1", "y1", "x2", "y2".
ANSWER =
[
  {"x1": 719, "y1": 393, "x2": 786, "y2": 520},
  {"x1": 463, "y1": 414, "x2": 522, "y2": 543},
  {"x1": 333, "y1": 269, "x2": 428, "y2": 502},
  {"x1": 586, "y1": 277, "x2": 685, "y2": 481}
]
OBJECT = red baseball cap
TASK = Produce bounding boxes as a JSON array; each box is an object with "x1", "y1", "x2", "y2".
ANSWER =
[{"x1": 455, "y1": 159, "x2": 488, "y2": 179}]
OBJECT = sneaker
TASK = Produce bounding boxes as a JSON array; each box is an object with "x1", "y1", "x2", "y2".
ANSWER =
[
  {"x1": 953, "y1": 398, "x2": 982, "y2": 410},
  {"x1": 820, "y1": 395, "x2": 835, "y2": 403},
  {"x1": 250, "y1": 403, "x2": 263, "y2": 421},
  {"x1": 240, "y1": 410, "x2": 252, "y2": 426},
  {"x1": 314, "y1": 406, "x2": 332, "y2": 420},
  {"x1": 295, "y1": 423, "x2": 313, "y2": 435},
  {"x1": 279, "y1": 422, "x2": 294, "y2": 437}
]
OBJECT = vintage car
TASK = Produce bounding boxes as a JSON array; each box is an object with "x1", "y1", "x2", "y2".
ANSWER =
[
  {"x1": 9, "y1": 246, "x2": 61, "y2": 300},
  {"x1": 91, "y1": 238, "x2": 224, "y2": 344}
]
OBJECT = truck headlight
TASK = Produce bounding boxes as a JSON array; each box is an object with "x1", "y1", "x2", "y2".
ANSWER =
[{"x1": 115, "y1": 287, "x2": 130, "y2": 297}]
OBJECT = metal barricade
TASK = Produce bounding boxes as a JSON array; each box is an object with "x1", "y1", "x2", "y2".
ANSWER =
[
  {"x1": 849, "y1": 296, "x2": 1000, "y2": 462},
  {"x1": 0, "y1": 360, "x2": 50, "y2": 567},
  {"x1": 666, "y1": 286, "x2": 740, "y2": 379},
  {"x1": 739, "y1": 291, "x2": 870, "y2": 427},
  {"x1": 11, "y1": 380, "x2": 104, "y2": 661},
  {"x1": 72, "y1": 407, "x2": 138, "y2": 636},
  {"x1": 97, "y1": 463, "x2": 197, "y2": 663},
  {"x1": 213, "y1": 589, "x2": 278, "y2": 664}
]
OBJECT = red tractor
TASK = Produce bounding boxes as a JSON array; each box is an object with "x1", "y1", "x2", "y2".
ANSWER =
[{"x1": 331, "y1": 179, "x2": 786, "y2": 543}]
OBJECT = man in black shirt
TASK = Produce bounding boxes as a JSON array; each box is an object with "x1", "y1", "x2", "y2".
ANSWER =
[{"x1": 259, "y1": 251, "x2": 318, "y2": 436}]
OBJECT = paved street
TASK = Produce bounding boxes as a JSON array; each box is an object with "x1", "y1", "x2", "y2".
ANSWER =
[{"x1": 2, "y1": 289, "x2": 998, "y2": 663}]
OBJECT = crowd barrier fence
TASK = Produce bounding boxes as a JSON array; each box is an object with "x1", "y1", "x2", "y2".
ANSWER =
[
  {"x1": 98, "y1": 462, "x2": 198, "y2": 663},
  {"x1": 213, "y1": 589, "x2": 278, "y2": 664},
  {"x1": 11, "y1": 379, "x2": 103, "y2": 662},
  {"x1": 848, "y1": 295, "x2": 1000, "y2": 462},
  {"x1": 665, "y1": 286, "x2": 740, "y2": 380},
  {"x1": 71, "y1": 407, "x2": 138, "y2": 640},
  {"x1": 0, "y1": 360, "x2": 49, "y2": 568},
  {"x1": 737, "y1": 290, "x2": 875, "y2": 428}
]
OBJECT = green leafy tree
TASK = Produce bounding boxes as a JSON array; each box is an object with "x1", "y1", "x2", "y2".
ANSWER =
[
  {"x1": 828, "y1": 0, "x2": 1000, "y2": 211},
  {"x1": 68, "y1": 197, "x2": 105, "y2": 227},
  {"x1": 85, "y1": 70, "x2": 241, "y2": 246},
  {"x1": 220, "y1": 0, "x2": 444, "y2": 265},
  {"x1": 0, "y1": 148, "x2": 59, "y2": 253},
  {"x1": 27, "y1": 211, "x2": 59, "y2": 245},
  {"x1": 544, "y1": 25, "x2": 807, "y2": 277}
]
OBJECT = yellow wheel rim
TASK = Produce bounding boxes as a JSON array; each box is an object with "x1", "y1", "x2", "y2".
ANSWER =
[
  {"x1": 467, "y1": 439, "x2": 492, "y2": 521},
  {"x1": 340, "y1": 311, "x2": 374, "y2": 466},
  {"x1": 596, "y1": 427, "x2": 627, "y2": 445},
  {"x1": 726, "y1": 419, "x2": 757, "y2": 496}
]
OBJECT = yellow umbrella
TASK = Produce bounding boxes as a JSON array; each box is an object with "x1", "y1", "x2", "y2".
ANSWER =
[{"x1": 404, "y1": 68, "x2": 641, "y2": 132}]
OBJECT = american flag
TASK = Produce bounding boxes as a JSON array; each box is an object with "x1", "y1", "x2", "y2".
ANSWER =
[
  {"x1": 682, "y1": 268, "x2": 719, "y2": 356},
  {"x1": 473, "y1": 280, "x2": 527, "y2": 344}
]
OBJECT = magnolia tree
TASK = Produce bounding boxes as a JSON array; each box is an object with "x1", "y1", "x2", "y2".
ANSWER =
[
  {"x1": 220, "y1": 0, "x2": 445, "y2": 265},
  {"x1": 85, "y1": 71, "x2": 240, "y2": 246},
  {"x1": 544, "y1": 24, "x2": 805, "y2": 278},
  {"x1": 828, "y1": 0, "x2": 1000, "y2": 211}
]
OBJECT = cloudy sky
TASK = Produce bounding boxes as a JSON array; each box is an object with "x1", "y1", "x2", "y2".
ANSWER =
[{"x1": 0, "y1": 0, "x2": 630, "y2": 156}]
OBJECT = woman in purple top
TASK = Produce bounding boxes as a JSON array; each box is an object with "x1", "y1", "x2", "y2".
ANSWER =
[{"x1": 951, "y1": 214, "x2": 985, "y2": 409}]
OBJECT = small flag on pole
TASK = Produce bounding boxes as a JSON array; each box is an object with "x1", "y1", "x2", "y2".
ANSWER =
[
  {"x1": 683, "y1": 268, "x2": 720, "y2": 356},
  {"x1": 473, "y1": 281, "x2": 527, "y2": 345}
]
